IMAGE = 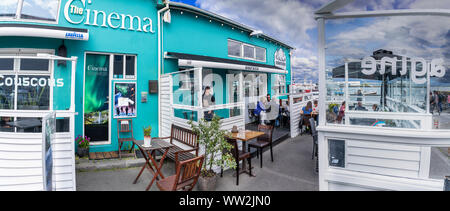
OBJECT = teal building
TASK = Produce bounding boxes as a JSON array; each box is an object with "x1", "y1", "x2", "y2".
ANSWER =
[{"x1": 0, "y1": 0, "x2": 293, "y2": 153}]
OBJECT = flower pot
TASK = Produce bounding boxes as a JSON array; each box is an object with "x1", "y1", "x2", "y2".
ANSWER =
[
  {"x1": 197, "y1": 174, "x2": 218, "y2": 191},
  {"x1": 77, "y1": 147, "x2": 89, "y2": 158},
  {"x1": 144, "y1": 136, "x2": 152, "y2": 147}
]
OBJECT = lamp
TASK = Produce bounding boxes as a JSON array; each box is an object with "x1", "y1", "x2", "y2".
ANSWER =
[{"x1": 57, "y1": 41, "x2": 67, "y2": 66}]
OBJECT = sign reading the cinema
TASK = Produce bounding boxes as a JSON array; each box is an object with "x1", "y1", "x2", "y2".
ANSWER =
[
  {"x1": 361, "y1": 56, "x2": 446, "y2": 84},
  {"x1": 275, "y1": 48, "x2": 286, "y2": 70},
  {"x1": 64, "y1": 0, "x2": 155, "y2": 33}
]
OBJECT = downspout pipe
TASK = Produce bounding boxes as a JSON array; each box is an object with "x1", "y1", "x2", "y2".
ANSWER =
[{"x1": 157, "y1": 1, "x2": 170, "y2": 136}]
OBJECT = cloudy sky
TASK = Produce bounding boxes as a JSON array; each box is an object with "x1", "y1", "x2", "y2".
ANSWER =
[{"x1": 172, "y1": 0, "x2": 450, "y2": 84}]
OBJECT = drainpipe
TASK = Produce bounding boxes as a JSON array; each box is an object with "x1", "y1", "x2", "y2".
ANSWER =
[{"x1": 157, "y1": 1, "x2": 170, "y2": 136}]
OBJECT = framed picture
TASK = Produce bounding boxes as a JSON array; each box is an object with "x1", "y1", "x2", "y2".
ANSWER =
[{"x1": 113, "y1": 82, "x2": 137, "y2": 118}]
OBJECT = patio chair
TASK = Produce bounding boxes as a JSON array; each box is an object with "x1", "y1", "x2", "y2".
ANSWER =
[
  {"x1": 156, "y1": 153, "x2": 205, "y2": 191},
  {"x1": 248, "y1": 124, "x2": 274, "y2": 168},
  {"x1": 117, "y1": 119, "x2": 136, "y2": 159},
  {"x1": 221, "y1": 137, "x2": 252, "y2": 186},
  {"x1": 309, "y1": 118, "x2": 318, "y2": 173},
  {"x1": 299, "y1": 114, "x2": 312, "y2": 135}
]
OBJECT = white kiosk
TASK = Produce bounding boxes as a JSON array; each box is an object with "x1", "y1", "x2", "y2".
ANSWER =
[{"x1": 315, "y1": 0, "x2": 450, "y2": 191}]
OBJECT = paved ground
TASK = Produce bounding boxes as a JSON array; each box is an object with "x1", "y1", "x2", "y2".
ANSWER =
[{"x1": 76, "y1": 135, "x2": 319, "y2": 191}]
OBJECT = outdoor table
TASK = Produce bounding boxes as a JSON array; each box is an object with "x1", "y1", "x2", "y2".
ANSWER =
[
  {"x1": 133, "y1": 139, "x2": 173, "y2": 191},
  {"x1": 228, "y1": 130, "x2": 265, "y2": 177},
  {"x1": 6, "y1": 118, "x2": 42, "y2": 132}
]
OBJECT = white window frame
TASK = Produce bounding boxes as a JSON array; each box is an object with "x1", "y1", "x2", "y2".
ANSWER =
[
  {"x1": 227, "y1": 39, "x2": 267, "y2": 62},
  {"x1": 0, "y1": 0, "x2": 61, "y2": 24},
  {"x1": 112, "y1": 54, "x2": 137, "y2": 80},
  {"x1": 227, "y1": 39, "x2": 243, "y2": 58},
  {"x1": 0, "y1": 48, "x2": 54, "y2": 112}
]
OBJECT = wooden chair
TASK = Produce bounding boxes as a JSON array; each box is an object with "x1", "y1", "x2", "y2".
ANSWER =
[
  {"x1": 221, "y1": 138, "x2": 252, "y2": 186},
  {"x1": 309, "y1": 118, "x2": 318, "y2": 173},
  {"x1": 299, "y1": 114, "x2": 312, "y2": 135},
  {"x1": 117, "y1": 119, "x2": 136, "y2": 159},
  {"x1": 156, "y1": 152, "x2": 204, "y2": 191},
  {"x1": 248, "y1": 124, "x2": 274, "y2": 168}
]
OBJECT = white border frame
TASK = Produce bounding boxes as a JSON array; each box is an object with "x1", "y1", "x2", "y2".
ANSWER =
[
  {"x1": 112, "y1": 81, "x2": 137, "y2": 119},
  {"x1": 227, "y1": 39, "x2": 267, "y2": 63}
]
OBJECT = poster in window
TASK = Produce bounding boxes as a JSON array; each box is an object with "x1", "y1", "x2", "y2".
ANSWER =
[
  {"x1": 114, "y1": 82, "x2": 137, "y2": 118},
  {"x1": 42, "y1": 112, "x2": 55, "y2": 191}
]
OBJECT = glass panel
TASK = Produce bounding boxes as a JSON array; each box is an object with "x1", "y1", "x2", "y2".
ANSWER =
[
  {"x1": 243, "y1": 45, "x2": 255, "y2": 59},
  {"x1": 56, "y1": 117, "x2": 70, "y2": 133},
  {"x1": 325, "y1": 15, "x2": 450, "y2": 129},
  {"x1": 20, "y1": 59, "x2": 49, "y2": 71},
  {"x1": 0, "y1": 0, "x2": 18, "y2": 17},
  {"x1": 0, "y1": 58, "x2": 14, "y2": 70},
  {"x1": 0, "y1": 75, "x2": 15, "y2": 110},
  {"x1": 255, "y1": 47, "x2": 266, "y2": 61},
  {"x1": 202, "y1": 69, "x2": 242, "y2": 106},
  {"x1": 16, "y1": 75, "x2": 50, "y2": 110},
  {"x1": 329, "y1": 139, "x2": 345, "y2": 168},
  {"x1": 172, "y1": 69, "x2": 199, "y2": 106},
  {"x1": 429, "y1": 147, "x2": 450, "y2": 180},
  {"x1": 113, "y1": 55, "x2": 123, "y2": 79},
  {"x1": 271, "y1": 74, "x2": 287, "y2": 96},
  {"x1": 0, "y1": 116, "x2": 14, "y2": 132},
  {"x1": 125, "y1": 55, "x2": 135, "y2": 79},
  {"x1": 244, "y1": 73, "x2": 267, "y2": 124},
  {"x1": 21, "y1": 0, "x2": 59, "y2": 22},
  {"x1": 228, "y1": 40, "x2": 241, "y2": 57},
  {"x1": 204, "y1": 106, "x2": 242, "y2": 120},
  {"x1": 16, "y1": 117, "x2": 42, "y2": 133},
  {"x1": 174, "y1": 108, "x2": 198, "y2": 121}
]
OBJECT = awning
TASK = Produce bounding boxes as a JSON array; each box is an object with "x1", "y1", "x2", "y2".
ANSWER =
[
  {"x1": 166, "y1": 52, "x2": 287, "y2": 74},
  {"x1": 0, "y1": 24, "x2": 89, "y2": 41}
]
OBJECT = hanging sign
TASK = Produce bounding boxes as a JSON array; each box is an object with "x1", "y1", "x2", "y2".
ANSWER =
[
  {"x1": 274, "y1": 48, "x2": 287, "y2": 70},
  {"x1": 64, "y1": 0, "x2": 155, "y2": 33},
  {"x1": 361, "y1": 56, "x2": 446, "y2": 84}
]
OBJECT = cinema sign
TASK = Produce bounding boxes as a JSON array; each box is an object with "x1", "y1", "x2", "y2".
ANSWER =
[
  {"x1": 361, "y1": 56, "x2": 446, "y2": 84},
  {"x1": 64, "y1": 0, "x2": 155, "y2": 33}
]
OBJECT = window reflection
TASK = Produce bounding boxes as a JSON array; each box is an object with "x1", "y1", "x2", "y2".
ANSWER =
[
  {"x1": 21, "y1": 0, "x2": 59, "y2": 22},
  {"x1": 16, "y1": 75, "x2": 50, "y2": 110},
  {"x1": 0, "y1": 0, "x2": 19, "y2": 17}
]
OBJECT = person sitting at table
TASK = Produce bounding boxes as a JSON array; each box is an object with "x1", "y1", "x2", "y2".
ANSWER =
[
  {"x1": 254, "y1": 96, "x2": 268, "y2": 119},
  {"x1": 372, "y1": 104, "x2": 379, "y2": 112},
  {"x1": 354, "y1": 101, "x2": 367, "y2": 111},
  {"x1": 300, "y1": 101, "x2": 313, "y2": 115},
  {"x1": 312, "y1": 100, "x2": 318, "y2": 113}
]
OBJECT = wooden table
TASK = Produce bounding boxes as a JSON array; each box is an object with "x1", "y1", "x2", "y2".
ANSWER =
[
  {"x1": 228, "y1": 130, "x2": 265, "y2": 177},
  {"x1": 133, "y1": 139, "x2": 173, "y2": 191}
]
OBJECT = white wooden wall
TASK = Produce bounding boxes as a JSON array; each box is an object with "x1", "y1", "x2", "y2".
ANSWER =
[
  {"x1": 0, "y1": 131, "x2": 75, "y2": 191},
  {"x1": 160, "y1": 74, "x2": 172, "y2": 138}
]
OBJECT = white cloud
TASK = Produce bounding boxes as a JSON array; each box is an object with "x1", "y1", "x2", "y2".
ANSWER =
[{"x1": 196, "y1": 0, "x2": 323, "y2": 82}]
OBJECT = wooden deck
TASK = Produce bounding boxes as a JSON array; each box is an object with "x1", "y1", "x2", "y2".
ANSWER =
[{"x1": 88, "y1": 151, "x2": 124, "y2": 160}]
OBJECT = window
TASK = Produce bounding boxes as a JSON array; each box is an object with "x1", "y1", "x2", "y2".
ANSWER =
[
  {"x1": 0, "y1": 50, "x2": 52, "y2": 111},
  {"x1": 228, "y1": 39, "x2": 242, "y2": 57},
  {"x1": 228, "y1": 39, "x2": 266, "y2": 62},
  {"x1": 255, "y1": 47, "x2": 266, "y2": 62},
  {"x1": 0, "y1": 1, "x2": 18, "y2": 18},
  {"x1": 112, "y1": 54, "x2": 136, "y2": 79},
  {"x1": 0, "y1": 0, "x2": 60, "y2": 22},
  {"x1": 243, "y1": 45, "x2": 255, "y2": 59},
  {"x1": 329, "y1": 139, "x2": 345, "y2": 168}
]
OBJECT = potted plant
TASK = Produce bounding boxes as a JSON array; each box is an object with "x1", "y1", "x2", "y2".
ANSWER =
[
  {"x1": 76, "y1": 135, "x2": 90, "y2": 158},
  {"x1": 143, "y1": 126, "x2": 152, "y2": 147},
  {"x1": 188, "y1": 116, "x2": 236, "y2": 191}
]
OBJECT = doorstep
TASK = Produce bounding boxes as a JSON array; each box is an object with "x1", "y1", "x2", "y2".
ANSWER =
[{"x1": 76, "y1": 153, "x2": 163, "y2": 172}]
